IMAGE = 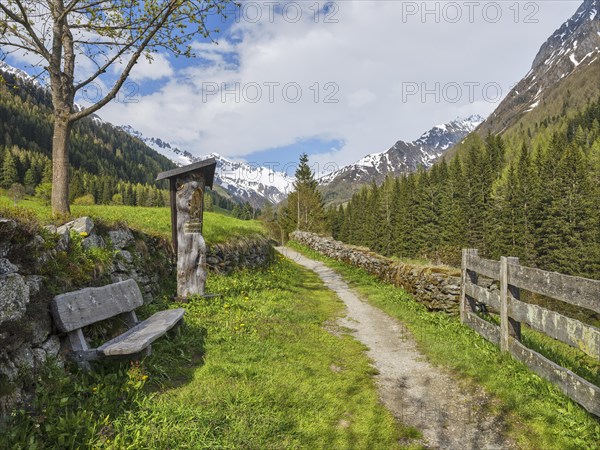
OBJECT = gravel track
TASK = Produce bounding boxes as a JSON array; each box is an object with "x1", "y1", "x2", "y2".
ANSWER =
[{"x1": 276, "y1": 246, "x2": 514, "y2": 450}]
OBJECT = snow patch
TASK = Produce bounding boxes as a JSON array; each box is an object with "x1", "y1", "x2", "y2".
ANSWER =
[
  {"x1": 570, "y1": 53, "x2": 580, "y2": 66},
  {"x1": 526, "y1": 101, "x2": 540, "y2": 112}
]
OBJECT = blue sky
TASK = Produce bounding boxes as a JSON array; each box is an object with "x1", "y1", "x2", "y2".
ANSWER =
[
  {"x1": 5, "y1": 1, "x2": 582, "y2": 170},
  {"x1": 244, "y1": 137, "x2": 344, "y2": 173}
]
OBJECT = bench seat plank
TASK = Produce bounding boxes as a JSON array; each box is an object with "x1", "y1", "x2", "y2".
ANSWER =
[{"x1": 97, "y1": 309, "x2": 185, "y2": 356}]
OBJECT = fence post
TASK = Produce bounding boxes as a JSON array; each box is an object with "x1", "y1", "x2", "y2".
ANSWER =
[
  {"x1": 460, "y1": 248, "x2": 478, "y2": 324},
  {"x1": 500, "y1": 256, "x2": 522, "y2": 351}
]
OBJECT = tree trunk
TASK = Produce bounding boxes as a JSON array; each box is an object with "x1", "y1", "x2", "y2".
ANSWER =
[{"x1": 51, "y1": 116, "x2": 72, "y2": 216}]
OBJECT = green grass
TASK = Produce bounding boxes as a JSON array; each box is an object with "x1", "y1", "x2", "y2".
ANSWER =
[
  {"x1": 0, "y1": 194, "x2": 264, "y2": 243},
  {"x1": 288, "y1": 241, "x2": 600, "y2": 450},
  {"x1": 2, "y1": 254, "x2": 417, "y2": 449}
]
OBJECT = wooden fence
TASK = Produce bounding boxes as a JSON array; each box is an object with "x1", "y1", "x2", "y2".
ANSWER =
[{"x1": 460, "y1": 249, "x2": 600, "y2": 417}]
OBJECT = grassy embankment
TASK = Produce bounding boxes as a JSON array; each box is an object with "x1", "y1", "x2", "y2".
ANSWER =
[
  {"x1": 2, "y1": 254, "x2": 420, "y2": 449},
  {"x1": 288, "y1": 242, "x2": 600, "y2": 450},
  {"x1": 0, "y1": 195, "x2": 422, "y2": 448},
  {"x1": 0, "y1": 195, "x2": 264, "y2": 243}
]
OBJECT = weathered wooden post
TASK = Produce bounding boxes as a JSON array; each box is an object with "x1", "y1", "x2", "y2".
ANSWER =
[
  {"x1": 157, "y1": 158, "x2": 217, "y2": 299},
  {"x1": 500, "y1": 256, "x2": 522, "y2": 352},
  {"x1": 460, "y1": 248, "x2": 478, "y2": 324}
]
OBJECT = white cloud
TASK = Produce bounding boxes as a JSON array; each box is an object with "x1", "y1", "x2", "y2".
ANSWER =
[
  {"x1": 99, "y1": 0, "x2": 580, "y2": 167},
  {"x1": 128, "y1": 53, "x2": 174, "y2": 81}
]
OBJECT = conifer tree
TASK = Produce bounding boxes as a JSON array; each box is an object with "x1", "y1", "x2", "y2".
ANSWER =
[
  {"x1": 339, "y1": 204, "x2": 351, "y2": 242},
  {"x1": 101, "y1": 179, "x2": 112, "y2": 204},
  {"x1": 23, "y1": 168, "x2": 36, "y2": 194},
  {"x1": 1, "y1": 150, "x2": 18, "y2": 188},
  {"x1": 69, "y1": 172, "x2": 84, "y2": 203},
  {"x1": 394, "y1": 174, "x2": 418, "y2": 257},
  {"x1": 334, "y1": 205, "x2": 346, "y2": 240},
  {"x1": 377, "y1": 176, "x2": 396, "y2": 256},
  {"x1": 41, "y1": 161, "x2": 53, "y2": 184},
  {"x1": 438, "y1": 156, "x2": 467, "y2": 264},
  {"x1": 513, "y1": 143, "x2": 537, "y2": 263},
  {"x1": 365, "y1": 180, "x2": 381, "y2": 250},
  {"x1": 280, "y1": 153, "x2": 325, "y2": 234},
  {"x1": 462, "y1": 136, "x2": 492, "y2": 251}
]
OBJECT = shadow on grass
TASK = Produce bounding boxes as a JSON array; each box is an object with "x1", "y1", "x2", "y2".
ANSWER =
[{"x1": 144, "y1": 323, "x2": 208, "y2": 390}]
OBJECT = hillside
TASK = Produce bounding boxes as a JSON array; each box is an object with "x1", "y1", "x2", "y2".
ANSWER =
[
  {"x1": 446, "y1": 0, "x2": 600, "y2": 162},
  {"x1": 0, "y1": 64, "x2": 176, "y2": 186},
  {"x1": 136, "y1": 0, "x2": 598, "y2": 213},
  {"x1": 483, "y1": 0, "x2": 599, "y2": 136},
  {"x1": 0, "y1": 65, "x2": 239, "y2": 211}
]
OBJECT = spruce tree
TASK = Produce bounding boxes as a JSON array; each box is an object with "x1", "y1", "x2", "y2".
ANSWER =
[
  {"x1": 24, "y1": 168, "x2": 36, "y2": 194},
  {"x1": 69, "y1": 172, "x2": 84, "y2": 203},
  {"x1": 101, "y1": 178, "x2": 112, "y2": 204},
  {"x1": 281, "y1": 153, "x2": 325, "y2": 234},
  {"x1": 377, "y1": 176, "x2": 396, "y2": 256},
  {"x1": 1, "y1": 150, "x2": 18, "y2": 188},
  {"x1": 339, "y1": 204, "x2": 351, "y2": 242},
  {"x1": 514, "y1": 143, "x2": 537, "y2": 264},
  {"x1": 438, "y1": 156, "x2": 467, "y2": 264},
  {"x1": 41, "y1": 161, "x2": 53, "y2": 184},
  {"x1": 393, "y1": 174, "x2": 418, "y2": 257},
  {"x1": 365, "y1": 180, "x2": 381, "y2": 250}
]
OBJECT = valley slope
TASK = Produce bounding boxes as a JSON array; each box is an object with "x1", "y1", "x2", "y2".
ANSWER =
[{"x1": 447, "y1": 0, "x2": 600, "y2": 161}]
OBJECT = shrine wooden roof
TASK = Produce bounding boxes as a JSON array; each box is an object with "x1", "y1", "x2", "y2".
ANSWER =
[{"x1": 156, "y1": 157, "x2": 217, "y2": 188}]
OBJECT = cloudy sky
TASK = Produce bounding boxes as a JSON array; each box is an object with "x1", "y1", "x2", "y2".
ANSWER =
[{"x1": 7, "y1": 1, "x2": 581, "y2": 175}]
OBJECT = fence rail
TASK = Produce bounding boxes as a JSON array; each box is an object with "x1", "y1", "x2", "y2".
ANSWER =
[{"x1": 460, "y1": 249, "x2": 600, "y2": 417}]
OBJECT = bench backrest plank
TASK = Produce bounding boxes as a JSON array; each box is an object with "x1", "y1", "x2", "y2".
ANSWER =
[{"x1": 51, "y1": 279, "x2": 144, "y2": 332}]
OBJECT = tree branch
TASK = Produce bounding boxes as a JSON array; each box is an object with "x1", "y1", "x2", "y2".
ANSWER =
[
  {"x1": 70, "y1": 1, "x2": 178, "y2": 122},
  {"x1": 5, "y1": 0, "x2": 52, "y2": 59}
]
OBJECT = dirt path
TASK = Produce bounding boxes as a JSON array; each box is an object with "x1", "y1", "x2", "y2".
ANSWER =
[{"x1": 276, "y1": 247, "x2": 513, "y2": 450}]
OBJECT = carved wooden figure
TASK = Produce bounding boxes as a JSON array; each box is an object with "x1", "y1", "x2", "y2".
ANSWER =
[
  {"x1": 156, "y1": 158, "x2": 217, "y2": 300},
  {"x1": 176, "y1": 175, "x2": 207, "y2": 298}
]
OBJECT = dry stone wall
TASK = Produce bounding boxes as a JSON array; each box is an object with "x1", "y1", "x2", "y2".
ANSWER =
[
  {"x1": 290, "y1": 231, "x2": 463, "y2": 314},
  {"x1": 206, "y1": 236, "x2": 274, "y2": 274}
]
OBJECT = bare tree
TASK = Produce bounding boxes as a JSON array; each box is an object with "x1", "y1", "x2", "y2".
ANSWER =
[{"x1": 0, "y1": 0, "x2": 235, "y2": 216}]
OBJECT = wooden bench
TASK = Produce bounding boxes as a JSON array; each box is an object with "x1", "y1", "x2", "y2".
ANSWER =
[{"x1": 51, "y1": 279, "x2": 185, "y2": 368}]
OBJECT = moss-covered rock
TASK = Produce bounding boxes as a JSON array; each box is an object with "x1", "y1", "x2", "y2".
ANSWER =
[{"x1": 0, "y1": 274, "x2": 30, "y2": 324}]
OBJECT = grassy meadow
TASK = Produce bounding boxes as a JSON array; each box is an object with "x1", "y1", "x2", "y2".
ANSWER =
[
  {"x1": 0, "y1": 194, "x2": 264, "y2": 243},
  {"x1": 288, "y1": 242, "x2": 600, "y2": 450},
  {"x1": 2, "y1": 254, "x2": 419, "y2": 449}
]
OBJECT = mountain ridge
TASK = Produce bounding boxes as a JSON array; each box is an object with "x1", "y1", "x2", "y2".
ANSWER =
[
  {"x1": 475, "y1": 0, "x2": 599, "y2": 138},
  {"x1": 118, "y1": 125, "x2": 296, "y2": 208},
  {"x1": 318, "y1": 115, "x2": 485, "y2": 205}
]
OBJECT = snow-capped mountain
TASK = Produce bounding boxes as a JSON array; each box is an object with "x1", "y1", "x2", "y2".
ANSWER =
[
  {"x1": 119, "y1": 126, "x2": 295, "y2": 207},
  {"x1": 318, "y1": 115, "x2": 484, "y2": 204},
  {"x1": 209, "y1": 153, "x2": 295, "y2": 207},
  {"x1": 0, "y1": 61, "x2": 42, "y2": 87},
  {"x1": 480, "y1": 0, "x2": 599, "y2": 135},
  {"x1": 119, "y1": 125, "x2": 196, "y2": 167},
  {"x1": 414, "y1": 116, "x2": 485, "y2": 151}
]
